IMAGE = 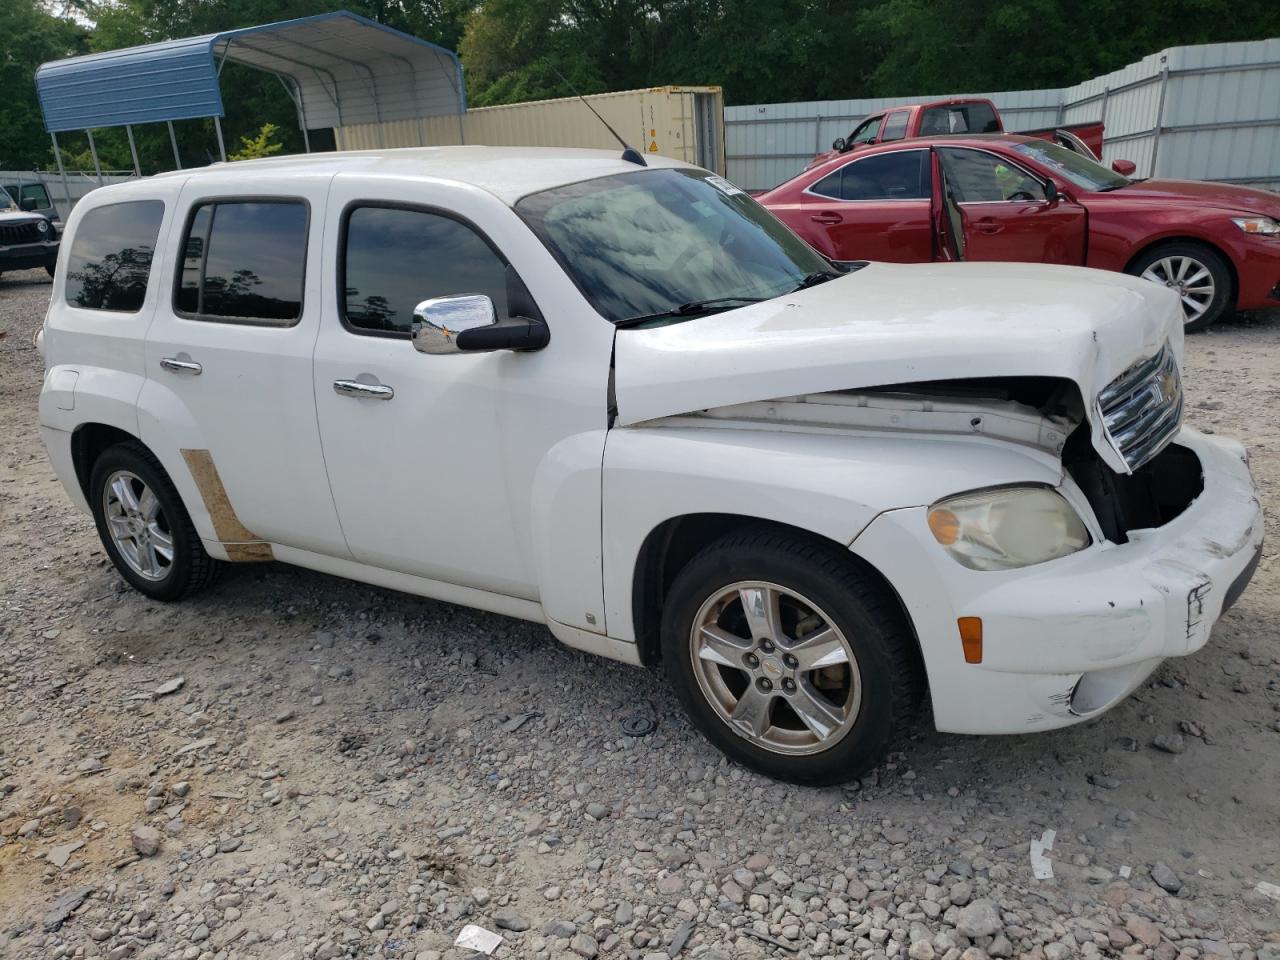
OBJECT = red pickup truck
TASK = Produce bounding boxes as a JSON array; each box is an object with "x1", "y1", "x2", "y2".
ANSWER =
[{"x1": 811, "y1": 97, "x2": 1112, "y2": 170}]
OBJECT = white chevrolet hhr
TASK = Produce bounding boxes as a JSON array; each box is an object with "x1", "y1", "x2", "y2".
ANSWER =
[{"x1": 37, "y1": 147, "x2": 1262, "y2": 784}]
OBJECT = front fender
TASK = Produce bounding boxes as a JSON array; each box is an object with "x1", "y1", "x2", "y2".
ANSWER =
[{"x1": 600, "y1": 424, "x2": 1063, "y2": 642}]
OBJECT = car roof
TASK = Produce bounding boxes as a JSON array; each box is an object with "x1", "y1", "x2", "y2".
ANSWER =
[
  {"x1": 806, "y1": 133, "x2": 1036, "y2": 177},
  {"x1": 131, "y1": 146, "x2": 695, "y2": 206}
]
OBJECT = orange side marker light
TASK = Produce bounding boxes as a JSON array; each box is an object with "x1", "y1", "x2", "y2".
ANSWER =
[{"x1": 958, "y1": 617, "x2": 983, "y2": 664}]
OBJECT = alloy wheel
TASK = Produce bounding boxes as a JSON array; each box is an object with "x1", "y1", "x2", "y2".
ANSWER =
[
  {"x1": 102, "y1": 470, "x2": 174, "y2": 581},
  {"x1": 1140, "y1": 255, "x2": 1215, "y2": 325},
  {"x1": 689, "y1": 581, "x2": 862, "y2": 755}
]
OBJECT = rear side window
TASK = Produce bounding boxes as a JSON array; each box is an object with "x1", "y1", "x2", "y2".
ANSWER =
[
  {"x1": 921, "y1": 103, "x2": 1000, "y2": 135},
  {"x1": 810, "y1": 151, "x2": 931, "y2": 201},
  {"x1": 65, "y1": 200, "x2": 164, "y2": 312},
  {"x1": 340, "y1": 205, "x2": 509, "y2": 336},
  {"x1": 880, "y1": 111, "x2": 909, "y2": 142},
  {"x1": 175, "y1": 199, "x2": 307, "y2": 324}
]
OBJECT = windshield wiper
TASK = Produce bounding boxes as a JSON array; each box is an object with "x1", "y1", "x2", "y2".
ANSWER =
[
  {"x1": 791, "y1": 270, "x2": 840, "y2": 292},
  {"x1": 616, "y1": 296, "x2": 765, "y2": 328}
]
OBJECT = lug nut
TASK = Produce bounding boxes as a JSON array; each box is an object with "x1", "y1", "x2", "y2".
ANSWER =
[
  {"x1": 745, "y1": 653, "x2": 760, "y2": 668},
  {"x1": 781, "y1": 678, "x2": 796, "y2": 693},
  {"x1": 757, "y1": 677, "x2": 773, "y2": 692},
  {"x1": 759, "y1": 640, "x2": 775, "y2": 653},
  {"x1": 782, "y1": 653, "x2": 798, "y2": 669}
]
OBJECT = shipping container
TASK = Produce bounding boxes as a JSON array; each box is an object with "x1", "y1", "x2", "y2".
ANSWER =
[{"x1": 334, "y1": 86, "x2": 726, "y2": 175}]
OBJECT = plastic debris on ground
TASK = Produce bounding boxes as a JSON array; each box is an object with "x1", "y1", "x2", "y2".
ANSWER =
[
  {"x1": 1030, "y1": 828, "x2": 1056, "y2": 880},
  {"x1": 455, "y1": 924, "x2": 504, "y2": 955}
]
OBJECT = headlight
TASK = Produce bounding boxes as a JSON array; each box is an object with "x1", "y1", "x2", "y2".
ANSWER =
[
  {"x1": 927, "y1": 486, "x2": 1090, "y2": 571},
  {"x1": 1231, "y1": 216, "x2": 1280, "y2": 236},
  {"x1": 36, "y1": 218, "x2": 49, "y2": 233}
]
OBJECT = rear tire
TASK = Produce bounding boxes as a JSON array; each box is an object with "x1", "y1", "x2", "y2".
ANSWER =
[
  {"x1": 89, "y1": 442, "x2": 221, "y2": 601},
  {"x1": 660, "y1": 526, "x2": 922, "y2": 785},
  {"x1": 1127, "y1": 241, "x2": 1232, "y2": 333}
]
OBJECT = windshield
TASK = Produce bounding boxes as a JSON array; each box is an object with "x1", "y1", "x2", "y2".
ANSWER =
[
  {"x1": 1011, "y1": 140, "x2": 1129, "y2": 192},
  {"x1": 516, "y1": 168, "x2": 833, "y2": 325}
]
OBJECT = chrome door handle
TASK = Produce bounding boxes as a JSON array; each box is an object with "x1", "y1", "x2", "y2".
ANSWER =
[
  {"x1": 160, "y1": 357, "x2": 202, "y2": 375},
  {"x1": 333, "y1": 379, "x2": 394, "y2": 400}
]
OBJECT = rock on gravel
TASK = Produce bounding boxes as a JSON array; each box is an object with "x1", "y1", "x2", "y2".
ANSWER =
[
  {"x1": 1150, "y1": 860, "x2": 1183, "y2": 893},
  {"x1": 130, "y1": 824, "x2": 162, "y2": 856},
  {"x1": 956, "y1": 899, "x2": 1003, "y2": 938},
  {"x1": 492, "y1": 908, "x2": 530, "y2": 932}
]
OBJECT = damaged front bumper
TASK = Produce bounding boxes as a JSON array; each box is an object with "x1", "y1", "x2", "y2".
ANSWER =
[{"x1": 852, "y1": 427, "x2": 1263, "y2": 734}]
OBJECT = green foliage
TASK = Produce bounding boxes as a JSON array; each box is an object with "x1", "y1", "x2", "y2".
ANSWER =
[
  {"x1": 459, "y1": 0, "x2": 1280, "y2": 106},
  {"x1": 0, "y1": 0, "x2": 87, "y2": 169},
  {"x1": 0, "y1": 0, "x2": 1276, "y2": 175},
  {"x1": 229, "y1": 123, "x2": 285, "y2": 161}
]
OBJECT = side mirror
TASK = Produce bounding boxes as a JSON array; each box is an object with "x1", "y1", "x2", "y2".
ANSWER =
[
  {"x1": 1043, "y1": 179, "x2": 1059, "y2": 204},
  {"x1": 1111, "y1": 159, "x2": 1137, "y2": 176},
  {"x1": 831, "y1": 137, "x2": 847, "y2": 153},
  {"x1": 19, "y1": 197, "x2": 37, "y2": 211},
  {"x1": 412, "y1": 294, "x2": 549, "y2": 355}
]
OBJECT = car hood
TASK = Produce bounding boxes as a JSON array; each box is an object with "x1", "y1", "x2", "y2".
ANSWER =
[
  {"x1": 613, "y1": 261, "x2": 1184, "y2": 472},
  {"x1": 0, "y1": 211, "x2": 49, "y2": 227},
  {"x1": 1107, "y1": 178, "x2": 1280, "y2": 215}
]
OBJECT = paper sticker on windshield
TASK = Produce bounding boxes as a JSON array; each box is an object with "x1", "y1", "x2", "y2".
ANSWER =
[{"x1": 704, "y1": 175, "x2": 744, "y2": 196}]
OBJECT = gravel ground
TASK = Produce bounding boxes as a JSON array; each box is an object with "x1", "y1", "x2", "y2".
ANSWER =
[{"x1": 2, "y1": 265, "x2": 1280, "y2": 960}]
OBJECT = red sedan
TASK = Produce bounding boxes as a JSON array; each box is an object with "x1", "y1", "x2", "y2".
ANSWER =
[{"x1": 757, "y1": 134, "x2": 1280, "y2": 331}]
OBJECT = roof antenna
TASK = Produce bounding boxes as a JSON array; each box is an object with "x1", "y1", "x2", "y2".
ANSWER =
[{"x1": 551, "y1": 66, "x2": 647, "y2": 166}]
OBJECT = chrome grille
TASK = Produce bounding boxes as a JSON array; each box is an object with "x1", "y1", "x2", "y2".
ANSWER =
[
  {"x1": 1097, "y1": 344, "x2": 1183, "y2": 471},
  {"x1": 0, "y1": 221, "x2": 42, "y2": 246}
]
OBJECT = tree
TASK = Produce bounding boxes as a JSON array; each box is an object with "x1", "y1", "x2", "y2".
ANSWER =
[
  {"x1": 0, "y1": 0, "x2": 87, "y2": 170},
  {"x1": 229, "y1": 123, "x2": 285, "y2": 161},
  {"x1": 3, "y1": 0, "x2": 1279, "y2": 177}
]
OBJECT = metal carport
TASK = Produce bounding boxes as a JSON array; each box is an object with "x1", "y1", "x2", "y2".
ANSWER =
[{"x1": 35, "y1": 10, "x2": 466, "y2": 193}]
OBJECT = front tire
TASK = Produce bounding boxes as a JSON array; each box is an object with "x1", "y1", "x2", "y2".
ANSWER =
[
  {"x1": 660, "y1": 527, "x2": 922, "y2": 785},
  {"x1": 1127, "y1": 242, "x2": 1232, "y2": 333},
  {"x1": 89, "y1": 442, "x2": 221, "y2": 601}
]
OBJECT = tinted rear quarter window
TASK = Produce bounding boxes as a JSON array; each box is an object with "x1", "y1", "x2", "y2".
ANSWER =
[
  {"x1": 341, "y1": 205, "x2": 510, "y2": 336},
  {"x1": 176, "y1": 200, "x2": 307, "y2": 324},
  {"x1": 812, "y1": 151, "x2": 931, "y2": 201},
  {"x1": 922, "y1": 103, "x2": 1000, "y2": 135},
  {"x1": 65, "y1": 200, "x2": 165, "y2": 312}
]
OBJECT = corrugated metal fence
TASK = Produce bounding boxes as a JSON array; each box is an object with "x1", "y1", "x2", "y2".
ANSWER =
[{"x1": 726, "y1": 39, "x2": 1280, "y2": 192}]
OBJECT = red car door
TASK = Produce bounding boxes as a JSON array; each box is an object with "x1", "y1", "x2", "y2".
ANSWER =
[
  {"x1": 799, "y1": 148, "x2": 935, "y2": 262},
  {"x1": 936, "y1": 146, "x2": 1086, "y2": 265}
]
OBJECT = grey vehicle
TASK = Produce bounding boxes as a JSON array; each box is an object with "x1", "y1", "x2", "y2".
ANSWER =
[
  {"x1": 2, "y1": 177, "x2": 61, "y2": 228},
  {"x1": 0, "y1": 186, "x2": 59, "y2": 278}
]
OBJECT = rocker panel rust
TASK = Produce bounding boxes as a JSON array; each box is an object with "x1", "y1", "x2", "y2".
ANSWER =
[{"x1": 180, "y1": 449, "x2": 274, "y2": 562}]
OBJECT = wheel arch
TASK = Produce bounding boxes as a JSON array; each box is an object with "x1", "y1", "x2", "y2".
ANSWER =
[
  {"x1": 1124, "y1": 235, "x2": 1238, "y2": 307},
  {"x1": 629, "y1": 513, "x2": 924, "y2": 681},
  {"x1": 71, "y1": 422, "x2": 144, "y2": 503}
]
